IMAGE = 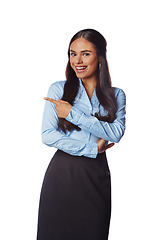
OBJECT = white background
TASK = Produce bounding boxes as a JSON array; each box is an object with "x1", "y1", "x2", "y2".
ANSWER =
[{"x1": 0, "y1": 0, "x2": 160, "y2": 239}]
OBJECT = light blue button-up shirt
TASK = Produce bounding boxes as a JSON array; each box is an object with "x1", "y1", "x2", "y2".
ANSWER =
[{"x1": 42, "y1": 79, "x2": 126, "y2": 158}]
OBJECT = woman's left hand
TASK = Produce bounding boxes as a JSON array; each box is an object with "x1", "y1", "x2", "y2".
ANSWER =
[
  {"x1": 44, "y1": 97, "x2": 72, "y2": 118},
  {"x1": 97, "y1": 138, "x2": 115, "y2": 153}
]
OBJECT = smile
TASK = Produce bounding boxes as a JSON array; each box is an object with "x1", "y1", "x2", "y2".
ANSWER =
[{"x1": 75, "y1": 66, "x2": 87, "y2": 73}]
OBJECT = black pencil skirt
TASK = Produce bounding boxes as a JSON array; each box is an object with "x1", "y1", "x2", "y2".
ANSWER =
[{"x1": 37, "y1": 150, "x2": 111, "y2": 240}]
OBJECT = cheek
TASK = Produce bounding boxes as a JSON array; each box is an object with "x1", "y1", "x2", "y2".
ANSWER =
[
  {"x1": 88, "y1": 55, "x2": 98, "y2": 66},
  {"x1": 89, "y1": 59, "x2": 99, "y2": 70}
]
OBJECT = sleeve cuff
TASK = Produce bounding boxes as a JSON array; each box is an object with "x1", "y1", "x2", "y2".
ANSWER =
[{"x1": 83, "y1": 142, "x2": 98, "y2": 158}]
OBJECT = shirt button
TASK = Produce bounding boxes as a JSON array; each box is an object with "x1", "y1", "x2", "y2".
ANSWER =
[{"x1": 90, "y1": 107, "x2": 92, "y2": 110}]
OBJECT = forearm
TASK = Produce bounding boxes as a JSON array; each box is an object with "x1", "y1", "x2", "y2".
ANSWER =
[
  {"x1": 66, "y1": 107, "x2": 125, "y2": 143},
  {"x1": 42, "y1": 129, "x2": 98, "y2": 158},
  {"x1": 66, "y1": 88, "x2": 126, "y2": 143}
]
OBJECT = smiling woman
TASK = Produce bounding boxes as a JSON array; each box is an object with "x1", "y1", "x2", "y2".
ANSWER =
[
  {"x1": 69, "y1": 38, "x2": 99, "y2": 83},
  {"x1": 36, "y1": 29, "x2": 126, "y2": 240}
]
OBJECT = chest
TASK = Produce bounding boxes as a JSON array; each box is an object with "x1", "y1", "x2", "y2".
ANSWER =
[{"x1": 73, "y1": 88, "x2": 108, "y2": 117}]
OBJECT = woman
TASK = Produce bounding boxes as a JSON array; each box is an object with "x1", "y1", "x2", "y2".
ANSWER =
[{"x1": 37, "y1": 29, "x2": 126, "y2": 240}]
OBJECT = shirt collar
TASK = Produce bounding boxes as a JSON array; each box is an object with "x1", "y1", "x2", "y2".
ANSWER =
[{"x1": 78, "y1": 78, "x2": 99, "y2": 104}]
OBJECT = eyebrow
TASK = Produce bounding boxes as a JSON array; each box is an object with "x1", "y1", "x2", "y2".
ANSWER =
[{"x1": 70, "y1": 50, "x2": 92, "y2": 53}]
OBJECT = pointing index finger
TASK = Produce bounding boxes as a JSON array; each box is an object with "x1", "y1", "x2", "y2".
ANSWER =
[{"x1": 43, "y1": 97, "x2": 58, "y2": 105}]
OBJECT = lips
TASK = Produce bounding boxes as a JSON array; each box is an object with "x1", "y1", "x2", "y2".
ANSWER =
[{"x1": 75, "y1": 66, "x2": 87, "y2": 73}]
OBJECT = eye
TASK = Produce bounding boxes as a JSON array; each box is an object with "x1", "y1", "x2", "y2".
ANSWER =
[
  {"x1": 83, "y1": 53, "x2": 90, "y2": 56},
  {"x1": 70, "y1": 52, "x2": 76, "y2": 57}
]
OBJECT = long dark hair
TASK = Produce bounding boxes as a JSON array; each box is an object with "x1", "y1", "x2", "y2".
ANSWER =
[{"x1": 59, "y1": 29, "x2": 117, "y2": 133}]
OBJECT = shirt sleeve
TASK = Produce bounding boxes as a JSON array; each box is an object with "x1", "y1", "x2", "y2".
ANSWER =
[
  {"x1": 42, "y1": 83, "x2": 98, "y2": 158},
  {"x1": 66, "y1": 88, "x2": 126, "y2": 143}
]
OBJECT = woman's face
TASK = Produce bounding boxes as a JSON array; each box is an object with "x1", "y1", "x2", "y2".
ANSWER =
[{"x1": 70, "y1": 37, "x2": 99, "y2": 82}]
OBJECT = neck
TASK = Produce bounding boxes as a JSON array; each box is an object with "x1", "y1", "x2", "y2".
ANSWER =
[
  {"x1": 81, "y1": 77, "x2": 98, "y2": 100},
  {"x1": 81, "y1": 76, "x2": 97, "y2": 90}
]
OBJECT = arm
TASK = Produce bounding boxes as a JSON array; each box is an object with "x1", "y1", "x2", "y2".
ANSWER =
[
  {"x1": 42, "y1": 83, "x2": 98, "y2": 158},
  {"x1": 66, "y1": 88, "x2": 126, "y2": 143}
]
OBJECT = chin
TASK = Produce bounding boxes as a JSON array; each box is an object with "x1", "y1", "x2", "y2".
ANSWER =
[{"x1": 76, "y1": 72, "x2": 88, "y2": 79}]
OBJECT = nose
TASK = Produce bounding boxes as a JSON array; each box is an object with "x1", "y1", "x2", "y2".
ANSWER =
[{"x1": 76, "y1": 54, "x2": 83, "y2": 64}]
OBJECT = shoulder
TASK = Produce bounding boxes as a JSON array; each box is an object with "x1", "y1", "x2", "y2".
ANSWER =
[
  {"x1": 49, "y1": 80, "x2": 66, "y2": 91},
  {"x1": 113, "y1": 87, "x2": 126, "y2": 106},
  {"x1": 47, "y1": 80, "x2": 66, "y2": 99},
  {"x1": 113, "y1": 87, "x2": 126, "y2": 105},
  {"x1": 113, "y1": 87, "x2": 126, "y2": 98}
]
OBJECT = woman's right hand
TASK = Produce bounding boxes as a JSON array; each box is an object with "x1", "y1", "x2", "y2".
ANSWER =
[{"x1": 97, "y1": 138, "x2": 115, "y2": 153}]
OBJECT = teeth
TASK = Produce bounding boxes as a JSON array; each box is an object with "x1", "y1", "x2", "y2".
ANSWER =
[{"x1": 76, "y1": 66, "x2": 86, "y2": 70}]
